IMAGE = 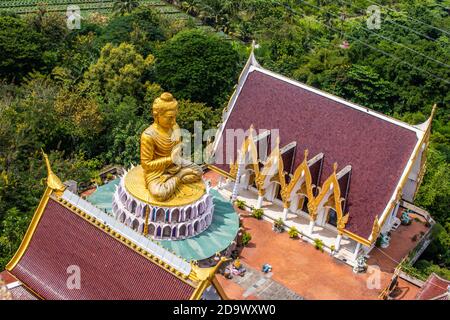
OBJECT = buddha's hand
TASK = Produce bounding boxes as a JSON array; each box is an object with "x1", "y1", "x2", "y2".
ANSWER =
[{"x1": 171, "y1": 144, "x2": 182, "y2": 166}]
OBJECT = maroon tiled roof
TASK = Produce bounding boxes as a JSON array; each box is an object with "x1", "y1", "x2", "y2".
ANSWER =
[
  {"x1": 9, "y1": 285, "x2": 38, "y2": 300},
  {"x1": 215, "y1": 70, "x2": 418, "y2": 238},
  {"x1": 9, "y1": 199, "x2": 195, "y2": 300},
  {"x1": 416, "y1": 273, "x2": 450, "y2": 300}
]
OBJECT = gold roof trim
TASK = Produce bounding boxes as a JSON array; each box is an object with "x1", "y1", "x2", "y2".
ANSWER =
[{"x1": 189, "y1": 257, "x2": 229, "y2": 300}]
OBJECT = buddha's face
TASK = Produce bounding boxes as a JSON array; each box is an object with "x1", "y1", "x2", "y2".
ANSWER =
[{"x1": 156, "y1": 110, "x2": 177, "y2": 130}]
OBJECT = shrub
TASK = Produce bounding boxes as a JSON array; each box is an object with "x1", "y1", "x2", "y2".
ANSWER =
[
  {"x1": 273, "y1": 218, "x2": 284, "y2": 232},
  {"x1": 234, "y1": 199, "x2": 246, "y2": 210},
  {"x1": 242, "y1": 232, "x2": 252, "y2": 246},
  {"x1": 288, "y1": 226, "x2": 299, "y2": 239},
  {"x1": 330, "y1": 245, "x2": 336, "y2": 252},
  {"x1": 412, "y1": 234, "x2": 418, "y2": 242},
  {"x1": 314, "y1": 238, "x2": 324, "y2": 252},
  {"x1": 252, "y1": 208, "x2": 264, "y2": 220}
]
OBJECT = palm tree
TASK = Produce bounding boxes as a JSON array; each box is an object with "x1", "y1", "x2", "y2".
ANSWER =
[
  {"x1": 181, "y1": 0, "x2": 200, "y2": 16},
  {"x1": 113, "y1": 0, "x2": 139, "y2": 16}
]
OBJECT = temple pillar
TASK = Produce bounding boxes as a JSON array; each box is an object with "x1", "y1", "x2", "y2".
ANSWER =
[
  {"x1": 283, "y1": 207, "x2": 289, "y2": 220},
  {"x1": 308, "y1": 220, "x2": 315, "y2": 235},
  {"x1": 335, "y1": 234, "x2": 342, "y2": 251},
  {"x1": 256, "y1": 195, "x2": 264, "y2": 209},
  {"x1": 353, "y1": 242, "x2": 362, "y2": 261}
]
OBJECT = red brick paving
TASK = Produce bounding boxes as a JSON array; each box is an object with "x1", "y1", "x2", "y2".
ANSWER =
[
  {"x1": 235, "y1": 216, "x2": 390, "y2": 300},
  {"x1": 368, "y1": 212, "x2": 430, "y2": 273}
]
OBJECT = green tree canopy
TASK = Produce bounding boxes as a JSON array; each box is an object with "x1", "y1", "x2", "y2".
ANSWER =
[
  {"x1": 155, "y1": 29, "x2": 242, "y2": 108},
  {"x1": 0, "y1": 15, "x2": 45, "y2": 82}
]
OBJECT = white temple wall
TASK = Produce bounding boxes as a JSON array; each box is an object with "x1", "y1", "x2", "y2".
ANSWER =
[{"x1": 402, "y1": 142, "x2": 425, "y2": 202}]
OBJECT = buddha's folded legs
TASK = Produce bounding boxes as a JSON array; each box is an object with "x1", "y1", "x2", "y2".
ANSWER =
[
  {"x1": 148, "y1": 176, "x2": 180, "y2": 202},
  {"x1": 147, "y1": 162, "x2": 203, "y2": 201}
]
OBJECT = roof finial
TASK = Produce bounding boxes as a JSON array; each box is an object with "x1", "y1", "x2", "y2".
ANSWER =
[
  {"x1": 333, "y1": 162, "x2": 338, "y2": 173},
  {"x1": 42, "y1": 150, "x2": 66, "y2": 194},
  {"x1": 304, "y1": 149, "x2": 309, "y2": 161}
]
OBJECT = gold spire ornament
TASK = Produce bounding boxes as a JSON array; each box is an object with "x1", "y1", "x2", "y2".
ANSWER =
[{"x1": 42, "y1": 150, "x2": 66, "y2": 196}]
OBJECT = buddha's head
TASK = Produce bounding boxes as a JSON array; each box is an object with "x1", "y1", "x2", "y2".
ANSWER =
[{"x1": 152, "y1": 92, "x2": 178, "y2": 130}]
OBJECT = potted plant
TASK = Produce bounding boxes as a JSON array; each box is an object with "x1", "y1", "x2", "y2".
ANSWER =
[
  {"x1": 314, "y1": 238, "x2": 324, "y2": 252},
  {"x1": 273, "y1": 218, "x2": 284, "y2": 233},
  {"x1": 330, "y1": 244, "x2": 336, "y2": 253},
  {"x1": 252, "y1": 208, "x2": 264, "y2": 220},
  {"x1": 288, "y1": 226, "x2": 299, "y2": 239},
  {"x1": 234, "y1": 199, "x2": 246, "y2": 210},
  {"x1": 242, "y1": 231, "x2": 252, "y2": 246}
]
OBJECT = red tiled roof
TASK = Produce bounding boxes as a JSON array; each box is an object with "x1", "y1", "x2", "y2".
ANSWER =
[
  {"x1": 215, "y1": 69, "x2": 418, "y2": 239},
  {"x1": 9, "y1": 285, "x2": 38, "y2": 300},
  {"x1": 416, "y1": 273, "x2": 450, "y2": 300},
  {"x1": 8, "y1": 199, "x2": 195, "y2": 300}
]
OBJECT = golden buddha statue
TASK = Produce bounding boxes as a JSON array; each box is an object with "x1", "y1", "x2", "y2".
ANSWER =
[{"x1": 140, "y1": 92, "x2": 203, "y2": 202}]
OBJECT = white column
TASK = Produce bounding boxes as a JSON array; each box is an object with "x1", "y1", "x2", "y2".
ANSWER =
[
  {"x1": 353, "y1": 242, "x2": 362, "y2": 261},
  {"x1": 283, "y1": 207, "x2": 289, "y2": 220},
  {"x1": 231, "y1": 151, "x2": 243, "y2": 202},
  {"x1": 256, "y1": 195, "x2": 264, "y2": 209},
  {"x1": 335, "y1": 234, "x2": 342, "y2": 251},
  {"x1": 308, "y1": 220, "x2": 315, "y2": 235}
]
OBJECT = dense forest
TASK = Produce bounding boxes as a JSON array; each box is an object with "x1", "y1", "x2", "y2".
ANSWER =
[{"x1": 0, "y1": 0, "x2": 449, "y2": 280}]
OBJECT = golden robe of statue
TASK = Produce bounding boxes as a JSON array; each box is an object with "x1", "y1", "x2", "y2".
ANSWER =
[{"x1": 140, "y1": 92, "x2": 203, "y2": 201}]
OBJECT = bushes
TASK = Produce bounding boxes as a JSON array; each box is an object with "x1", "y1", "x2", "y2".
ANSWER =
[
  {"x1": 273, "y1": 217, "x2": 284, "y2": 232},
  {"x1": 288, "y1": 226, "x2": 299, "y2": 239},
  {"x1": 252, "y1": 208, "x2": 264, "y2": 220},
  {"x1": 314, "y1": 238, "x2": 324, "y2": 252},
  {"x1": 234, "y1": 199, "x2": 246, "y2": 210},
  {"x1": 242, "y1": 231, "x2": 252, "y2": 246}
]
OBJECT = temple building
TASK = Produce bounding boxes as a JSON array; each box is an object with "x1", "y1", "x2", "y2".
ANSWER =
[
  {"x1": 208, "y1": 48, "x2": 435, "y2": 266},
  {"x1": 1, "y1": 91, "x2": 239, "y2": 300}
]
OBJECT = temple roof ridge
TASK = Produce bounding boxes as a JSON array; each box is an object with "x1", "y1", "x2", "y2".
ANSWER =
[{"x1": 246, "y1": 64, "x2": 434, "y2": 137}]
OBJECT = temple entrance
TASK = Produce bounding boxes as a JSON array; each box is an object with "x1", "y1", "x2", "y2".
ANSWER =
[{"x1": 327, "y1": 208, "x2": 338, "y2": 227}]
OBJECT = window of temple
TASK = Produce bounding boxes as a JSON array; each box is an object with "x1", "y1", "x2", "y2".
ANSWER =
[
  {"x1": 148, "y1": 224, "x2": 156, "y2": 236},
  {"x1": 156, "y1": 226, "x2": 162, "y2": 237},
  {"x1": 130, "y1": 200, "x2": 137, "y2": 213},
  {"x1": 194, "y1": 221, "x2": 200, "y2": 233},
  {"x1": 132, "y1": 219, "x2": 139, "y2": 231},
  {"x1": 163, "y1": 226, "x2": 171, "y2": 238},
  {"x1": 179, "y1": 224, "x2": 186, "y2": 237},
  {"x1": 155, "y1": 208, "x2": 165, "y2": 222},
  {"x1": 302, "y1": 197, "x2": 309, "y2": 213},
  {"x1": 198, "y1": 202, "x2": 205, "y2": 215},
  {"x1": 171, "y1": 209, "x2": 180, "y2": 223},
  {"x1": 119, "y1": 212, "x2": 126, "y2": 223},
  {"x1": 185, "y1": 207, "x2": 192, "y2": 220},
  {"x1": 327, "y1": 208, "x2": 337, "y2": 227}
]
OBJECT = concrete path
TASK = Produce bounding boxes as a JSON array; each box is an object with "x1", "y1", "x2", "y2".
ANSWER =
[{"x1": 230, "y1": 263, "x2": 304, "y2": 300}]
